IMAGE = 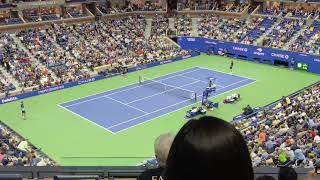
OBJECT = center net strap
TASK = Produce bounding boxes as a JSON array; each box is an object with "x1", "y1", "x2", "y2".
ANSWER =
[{"x1": 139, "y1": 76, "x2": 197, "y2": 101}]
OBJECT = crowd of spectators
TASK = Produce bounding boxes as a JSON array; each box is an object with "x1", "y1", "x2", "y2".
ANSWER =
[
  {"x1": 66, "y1": 6, "x2": 85, "y2": 18},
  {"x1": 17, "y1": 29, "x2": 75, "y2": 85},
  {"x1": 144, "y1": 36, "x2": 189, "y2": 65},
  {"x1": 289, "y1": 20, "x2": 320, "y2": 55},
  {"x1": 258, "y1": 6, "x2": 320, "y2": 18},
  {"x1": 151, "y1": 15, "x2": 169, "y2": 36},
  {"x1": 54, "y1": 22, "x2": 111, "y2": 71},
  {"x1": 198, "y1": 15, "x2": 258, "y2": 43},
  {"x1": 127, "y1": 0, "x2": 165, "y2": 12},
  {"x1": 141, "y1": 115, "x2": 320, "y2": 179},
  {"x1": 0, "y1": 71, "x2": 14, "y2": 93},
  {"x1": 51, "y1": 16, "x2": 187, "y2": 69},
  {"x1": 0, "y1": 33, "x2": 52, "y2": 88},
  {"x1": 177, "y1": 0, "x2": 197, "y2": 11},
  {"x1": 262, "y1": 19, "x2": 304, "y2": 49},
  {"x1": 98, "y1": 0, "x2": 164, "y2": 14},
  {"x1": 283, "y1": 8, "x2": 320, "y2": 18},
  {"x1": 22, "y1": 8, "x2": 60, "y2": 23},
  {"x1": 140, "y1": 83, "x2": 320, "y2": 179},
  {"x1": 177, "y1": 0, "x2": 246, "y2": 12},
  {"x1": 258, "y1": 7, "x2": 282, "y2": 16},
  {"x1": 198, "y1": 15, "x2": 222, "y2": 37},
  {"x1": 242, "y1": 17, "x2": 277, "y2": 45},
  {"x1": 211, "y1": 18, "x2": 247, "y2": 42},
  {"x1": 198, "y1": 16, "x2": 275, "y2": 45},
  {"x1": 0, "y1": 123, "x2": 54, "y2": 166},
  {"x1": 174, "y1": 15, "x2": 192, "y2": 36},
  {"x1": 0, "y1": 16, "x2": 22, "y2": 26},
  {"x1": 0, "y1": 14, "x2": 190, "y2": 92},
  {"x1": 235, "y1": 83, "x2": 320, "y2": 168},
  {"x1": 229, "y1": 3, "x2": 248, "y2": 13}
]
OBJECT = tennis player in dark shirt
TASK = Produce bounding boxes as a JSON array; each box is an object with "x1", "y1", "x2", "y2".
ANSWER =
[
  {"x1": 230, "y1": 60, "x2": 234, "y2": 74},
  {"x1": 21, "y1": 101, "x2": 26, "y2": 120}
]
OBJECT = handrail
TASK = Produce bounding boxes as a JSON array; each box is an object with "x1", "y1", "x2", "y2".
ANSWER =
[{"x1": 0, "y1": 166, "x2": 312, "y2": 179}]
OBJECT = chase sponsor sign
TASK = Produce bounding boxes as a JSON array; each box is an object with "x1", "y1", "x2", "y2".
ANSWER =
[
  {"x1": 271, "y1": 53, "x2": 289, "y2": 59},
  {"x1": 314, "y1": 58, "x2": 320, "y2": 63},
  {"x1": 232, "y1": 46, "x2": 248, "y2": 52}
]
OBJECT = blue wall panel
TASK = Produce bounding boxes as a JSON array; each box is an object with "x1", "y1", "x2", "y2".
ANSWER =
[{"x1": 178, "y1": 37, "x2": 320, "y2": 74}]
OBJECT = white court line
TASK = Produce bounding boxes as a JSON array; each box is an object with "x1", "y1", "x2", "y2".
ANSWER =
[
  {"x1": 107, "y1": 94, "x2": 202, "y2": 129},
  {"x1": 57, "y1": 104, "x2": 116, "y2": 134},
  {"x1": 178, "y1": 74, "x2": 225, "y2": 88},
  {"x1": 126, "y1": 80, "x2": 201, "y2": 105},
  {"x1": 114, "y1": 79, "x2": 257, "y2": 133},
  {"x1": 64, "y1": 68, "x2": 204, "y2": 108},
  {"x1": 196, "y1": 66, "x2": 257, "y2": 81},
  {"x1": 58, "y1": 66, "x2": 257, "y2": 133},
  {"x1": 105, "y1": 97, "x2": 148, "y2": 114},
  {"x1": 108, "y1": 78, "x2": 254, "y2": 130},
  {"x1": 60, "y1": 67, "x2": 201, "y2": 106}
]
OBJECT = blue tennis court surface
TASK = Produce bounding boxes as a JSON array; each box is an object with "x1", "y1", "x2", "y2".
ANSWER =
[{"x1": 59, "y1": 67, "x2": 256, "y2": 133}]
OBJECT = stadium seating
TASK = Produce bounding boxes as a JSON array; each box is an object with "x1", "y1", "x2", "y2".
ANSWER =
[
  {"x1": 1, "y1": 1, "x2": 320, "y2": 178},
  {"x1": 0, "y1": 13, "x2": 189, "y2": 92},
  {"x1": 151, "y1": 15, "x2": 169, "y2": 36},
  {"x1": 258, "y1": 8, "x2": 282, "y2": 16},
  {"x1": 175, "y1": 15, "x2": 192, "y2": 36},
  {"x1": 241, "y1": 17, "x2": 277, "y2": 44},
  {"x1": 0, "y1": 122, "x2": 54, "y2": 166},
  {"x1": 0, "y1": 33, "x2": 50, "y2": 88},
  {"x1": 199, "y1": 16, "x2": 248, "y2": 42},
  {"x1": 263, "y1": 19, "x2": 305, "y2": 49},
  {"x1": 0, "y1": 71, "x2": 15, "y2": 93},
  {"x1": 289, "y1": 20, "x2": 320, "y2": 55},
  {"x1": 235, "y1": 83, "x2": 320, "y2": 168}
]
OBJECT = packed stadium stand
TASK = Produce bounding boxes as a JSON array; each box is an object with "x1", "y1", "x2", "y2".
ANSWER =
[{"x1": 1, "y1": 0, "x2": 320, "y2": 179}]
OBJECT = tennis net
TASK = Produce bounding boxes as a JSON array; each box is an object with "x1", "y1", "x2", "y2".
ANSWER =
[{"x1": 139, "y1": 76, "x2": 197, "y2": 101}]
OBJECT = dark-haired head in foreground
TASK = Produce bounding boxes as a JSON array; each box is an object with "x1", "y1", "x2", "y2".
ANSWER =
[
  {"x1": 164, "y1": 116, "x2": 253, "y2": 180},
  {"x1": 278, "y1": 167, "x2": 297, "y2": 180}
]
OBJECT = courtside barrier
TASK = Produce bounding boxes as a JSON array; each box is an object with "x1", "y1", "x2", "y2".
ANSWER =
[
  {"x1": 178, "y1": 37, "x2": 320, "y2": 74},
  {"x1": 0, "y1": 166, "x2": 312, "y2": 179},
  {"x1": 0, "y1": 52, "x2": 200, "y2": 105}
]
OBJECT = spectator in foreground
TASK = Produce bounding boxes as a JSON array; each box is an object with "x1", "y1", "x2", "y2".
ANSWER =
[
  {"x1": 164, "y1": 116, "x2": 254, "y2": 180},
  {"x1": 137, "y1": 133, "x2": 175, "y2": 180},
  {"x1": 278, "y1": 167, "x2": 297, "y2": 180}
]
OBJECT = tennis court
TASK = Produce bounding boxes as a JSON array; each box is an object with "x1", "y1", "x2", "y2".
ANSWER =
[
  {"x1": 1, "y1": 54, "x2": 320, "y2": 166},
  {"x1": 59, "y1": 67, "x2": 256, "y2": 133}
]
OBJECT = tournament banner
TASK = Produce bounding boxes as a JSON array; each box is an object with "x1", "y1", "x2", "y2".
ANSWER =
[
  {"x1": 178, "y1": 37, "x2": 320, "y2": 74},
  {"x1": 0, "y1": 52, "x2": 200, "y2": 105}
]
